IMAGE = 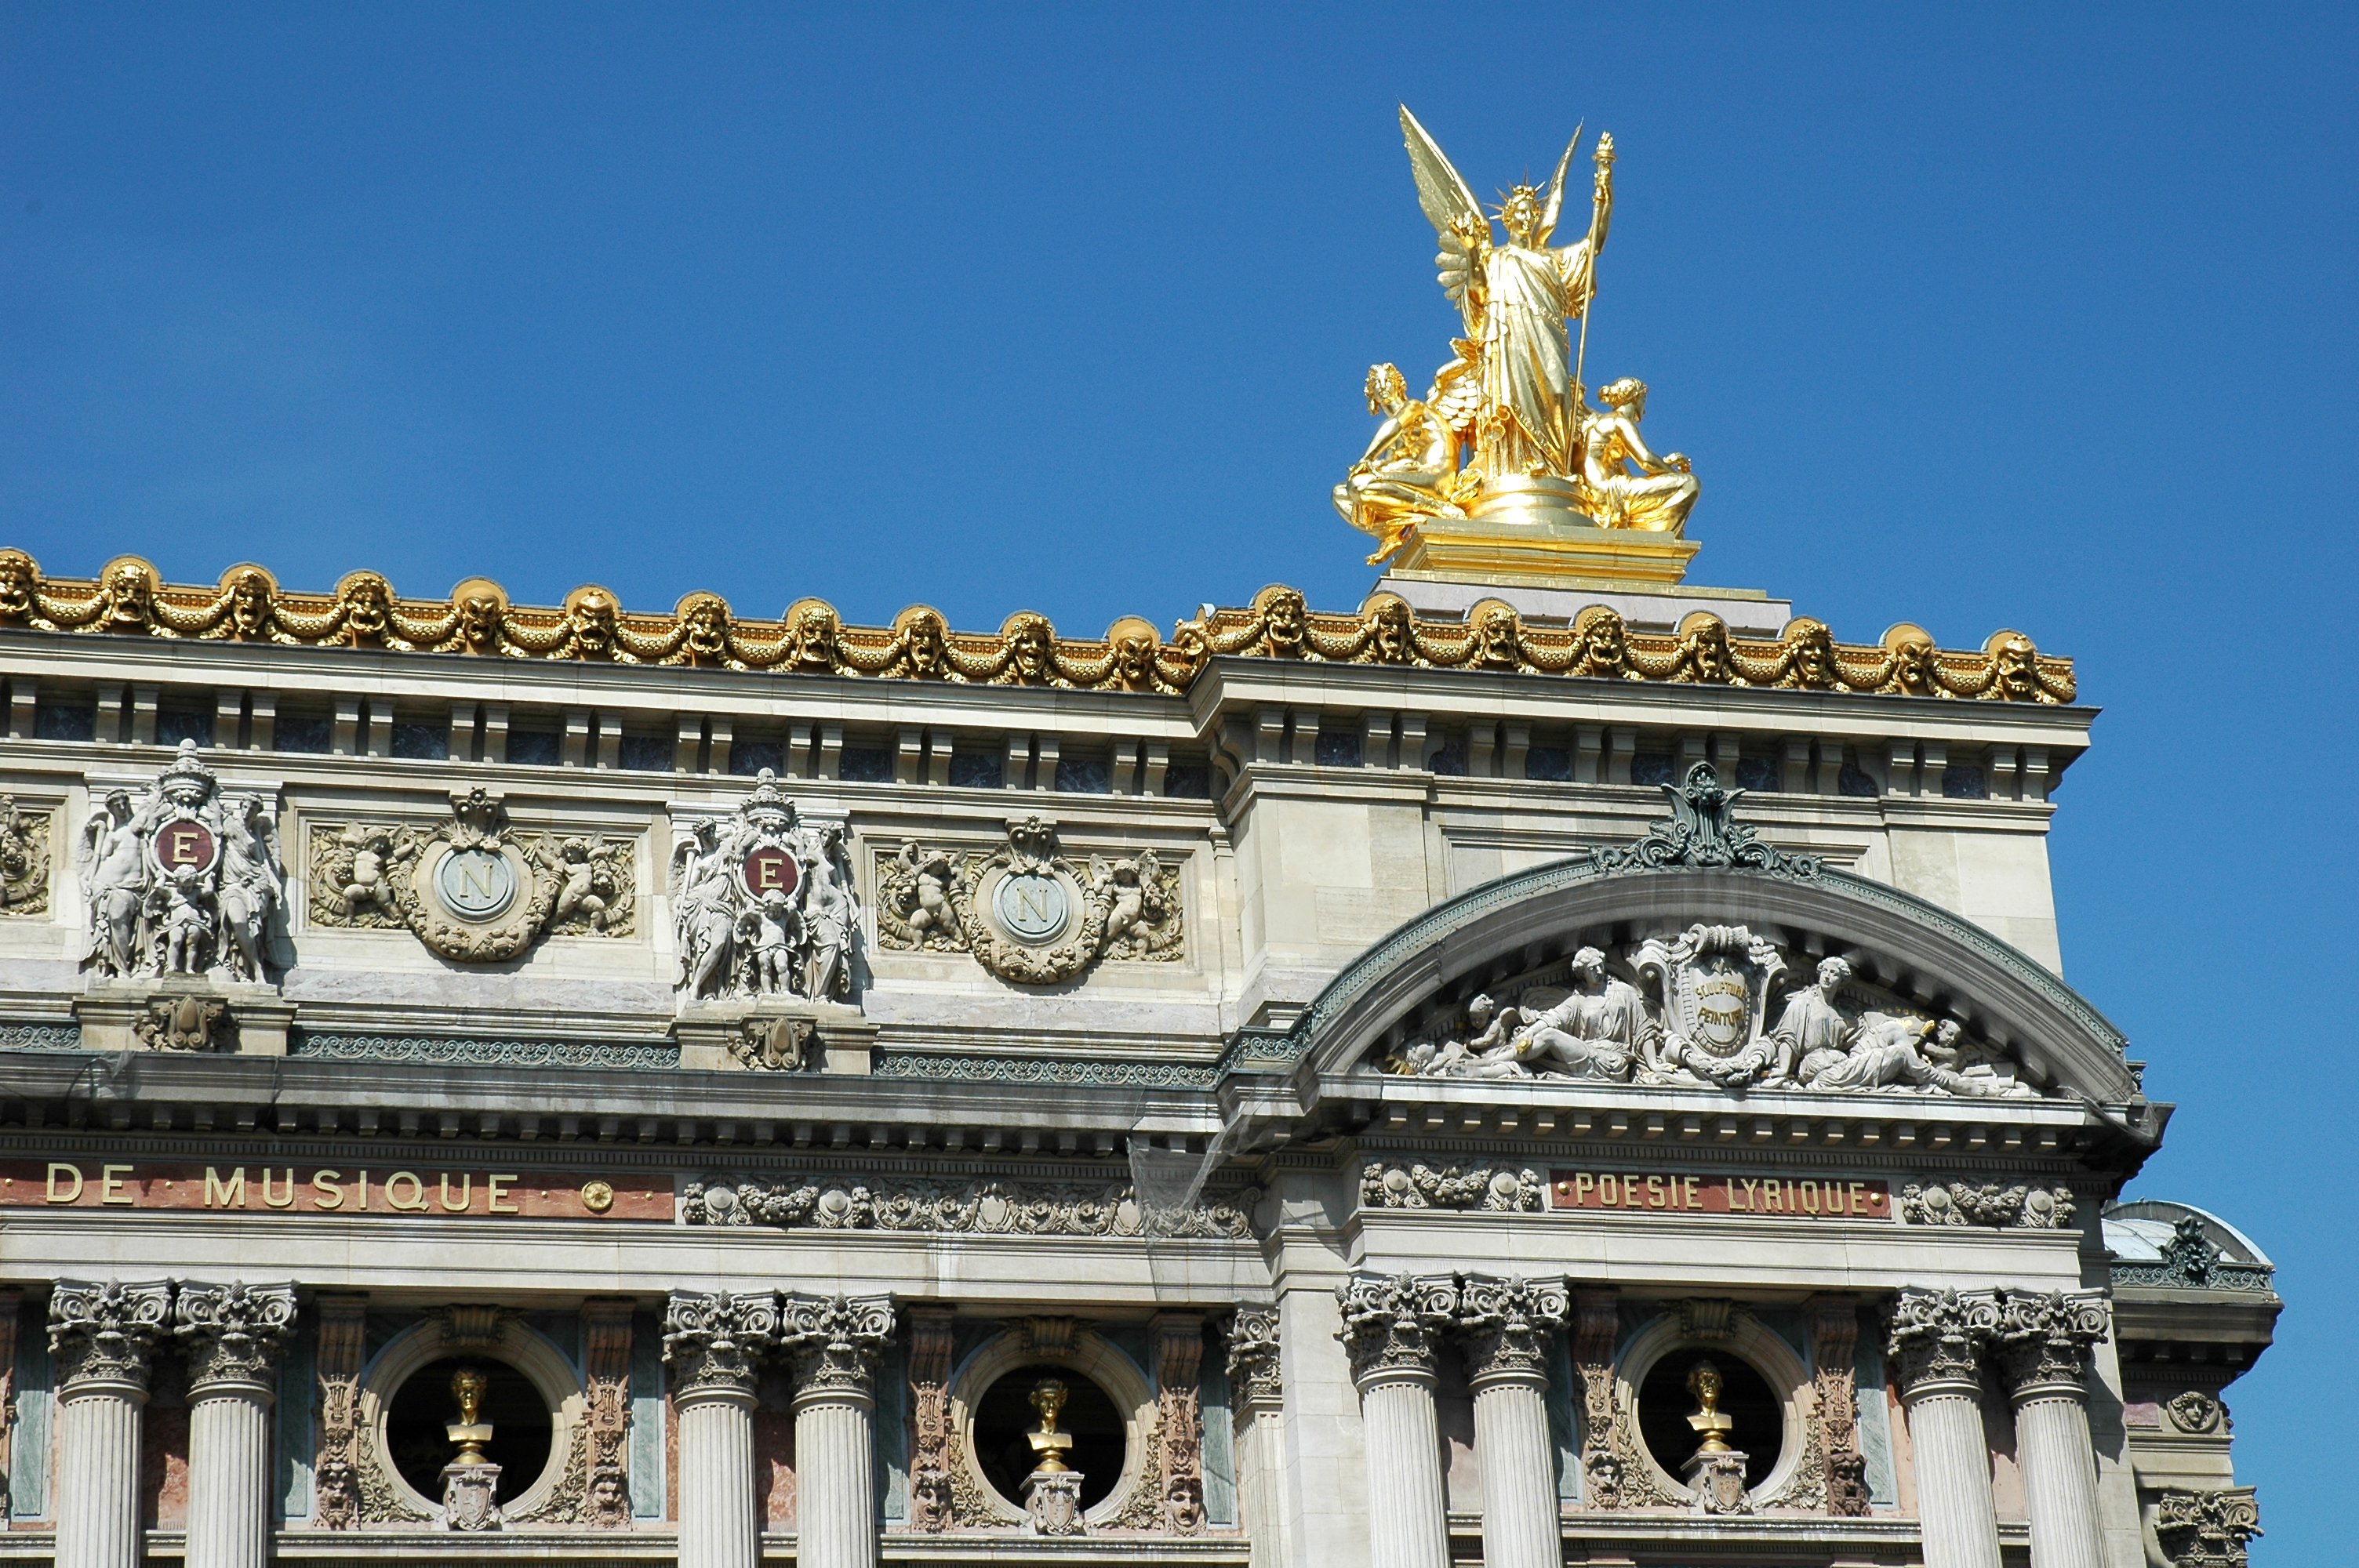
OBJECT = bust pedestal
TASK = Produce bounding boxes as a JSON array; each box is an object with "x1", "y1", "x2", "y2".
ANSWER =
[
  {"x1": 439, "y1": 1460, "x2": 502, "y2": 1531},
  {"x1": 1023, "y1": 1468, "x2": 1085, "y2": 1536},
  {"x1": 1682, "y1": 1449, "x2": 1750, "y2": 1515}
]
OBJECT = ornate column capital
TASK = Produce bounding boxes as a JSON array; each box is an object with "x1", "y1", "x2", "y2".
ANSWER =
[
  {"x1": 663, "y1": 1290, "x2": 779, "y2": 1403},
  {"x1": 2156, "y1": 1486, "x2": 2261, "y2": 1567},
  {"x1": 1224, "y1": 1305, "x2": 1284, "y2": 1413},
  {"x1": 1454, "y1": 1274, "x2": 1570, "y2": 1385},
  {"x1": 1993, "y1": 1290, "x2": 2110, "y2": 1404},
  {"x1": 1885, "y1": 1287, "x2": 2001, "y2": 1402},
  {"x1": 1336, "y1": 1272, "x2": 1457, "y2": 1387},
  {"x1": 779, "y1": 1293, "x2": 894, "y2": 1405},
  {"x1": 49, "y1": 1279, "x2": 172, "y2": 1397},
  {"x1": 175, "y1": 1280, "x2": 297, "y2": 1396}
]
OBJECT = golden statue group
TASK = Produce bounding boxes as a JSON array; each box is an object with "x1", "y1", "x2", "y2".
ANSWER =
[{"x1": 1336, "y1": 107, "x2": 1700, "y2": 568}]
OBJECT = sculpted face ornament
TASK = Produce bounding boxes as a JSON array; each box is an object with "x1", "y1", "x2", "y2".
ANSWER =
[
  {"x1": 1004, "y1": 615, "x2": 1054, "y2": 683},
  {"x1": 1677, "y1": 615, "x2": 1732, "y2": 683},
  {"x1": 1785, "y1": 619, "x2": 1838, "y2": 688},
  {"x1": 903, "y1": 610, "x2": 949, "y2": 677},
  {"x1": 1576, "y1": 606, "x2": 1630, "y2": 677},
  {"x1": 1475, "y1": 604, "x2": 1520, "y2": 666},
  {"x1": 456, "y1": 594, "x2": 503, "y2": 651},
  {"x1": 225, "y1": 570, "x2": 275, "y2": 639},
  {"x1": 1994, "y1": 633, "x2": 2041, "y2": 701},
  {"x1": 791, "y1": 604, "x2": 839, "y2": 670},
  {"x1": 682, "y1": 596, "x2": 730, "y2": 662},
  {"x1": 340, "y1": 575, "x2": 391, "y2": 642},
  {"x1": 1260, "y1": 590, "x2": 1307, "y2": 657},
  {"x1": 1369, "y1": 597, "x2": 1415, "y2": 662},
  {"x1": 569, "y1": 590, "x2": 619, "y2": 658},
  {"x1": 0, "y1": 551, "x2": 34, "y2": 619},
  {"x1": 104, "y1": 561, "x2": 157, "y2": 630}
]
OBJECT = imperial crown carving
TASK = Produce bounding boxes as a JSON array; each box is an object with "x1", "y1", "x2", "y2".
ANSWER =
[
  {"x1": 670, "y1": 770, "x2": 858, "y2": 1005},
  {"x1": 308, "y1": 787, "x2": 635, "y2": 962},
  {"x1": 78, "y1": 742, "x2": 285, "y2": 985}
]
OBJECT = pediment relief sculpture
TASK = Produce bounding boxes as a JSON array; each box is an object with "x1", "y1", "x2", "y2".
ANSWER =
[
  {"x1": 875, "y1": 816, "x2": 1183, "y2": 986},
  {"x1": 79, "y1": 741, "x2": 286, "y2": 985},
  {"x1": 308, "y1": 787, "x2": 636, "y2": 962},
  {"x1": 670, "y1": 769, "x2": 859, "y2": 1005},
  {"x1": 1380, "y1": 938, "x2": 2038, "y2": 1099}
]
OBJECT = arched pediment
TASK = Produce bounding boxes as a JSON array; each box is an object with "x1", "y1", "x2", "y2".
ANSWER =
[{"x1": 1292, "y1": 767, "x2": 2142, "y2": 1110}]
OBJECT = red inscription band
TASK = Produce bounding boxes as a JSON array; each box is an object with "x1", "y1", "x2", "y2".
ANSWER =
[
  {"x1": 158, "y1": 822, "x2": 218, "y2": 872},
  {"x1": 1549, "y1": 1171, "x2": 1891, "y2": 1220},
  {"x1": 5, "y1": 1160, "x2": 671, "y2": 1221},
  {"x1": 740, "y1": 845, "x2": 798, "y2": 897}
]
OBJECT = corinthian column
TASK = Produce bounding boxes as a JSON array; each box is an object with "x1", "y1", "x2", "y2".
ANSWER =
[
  {"x1": 1994, "y1": 1292, "x2": 2110, "y2": 1568},
  {"x1": 664, "y1": 1290, "x2": 780, "y2": 1568},
  {"x1": 1888, "y1": 1289, "x2": 2004, "y2": 1568},
  {"x1": 49, "y1": 1280, "x2": 173, "y2": 1568},
  {"x1": 779, "y1": 1294, "x2": 894, "y2": 1568},
  {"x1": 1224, "y1": 1307, "x2": 1288, "y2": 1568},
  {"x1": 1455, "y1": 1276, "x2": 1569, "y2": 1568},
  {"x1": 1336, "y1": 1273, "x2": 1457, "y2": 1568},
  {"x1": 176, "y1": 1283, "x2": 297, "y2": 1568}
]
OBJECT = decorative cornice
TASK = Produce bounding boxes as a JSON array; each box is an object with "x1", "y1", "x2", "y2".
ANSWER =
[
  {"x1": 0, "y1": 552, "x2": 2075, "y2": 702},
  {"x1": 874, "y1": 1051, "x2": 1217, "y2": 1089},
  {"x1": 49, "y1": 1279, "x2": 173, "y2": 1394},
  {"x1": 660, "y1": 1290, "x2": 778, "y2": 1401},
  {"x1": 778, "y1": 1293, "x2": 894, "y2": 1402},
  {"x1": 1454, "y1": 1274, "x2": 1570, "y2": 1383},
  {"x1": 1885, "y1": 1287, "x2": 2001, "y2": 1399},
  {"x1": 174, "y1": 1280, "x2": 296, "y2": 1392},
  {"x1": 1335, "y1": 1272, "x2": 1458, "y2": 1385},
  {"x1": 1993, "y1": 1290, "x2": 2110, "y2": 1402},
  {"x1": 1223, "y1": 1306, "x2": 1284, "y2": 1411},
  {"x1": 291, "y1": 1032, "x2": 680, "y2": 1071}
]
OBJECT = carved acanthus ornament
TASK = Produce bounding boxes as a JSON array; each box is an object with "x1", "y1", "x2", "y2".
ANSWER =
[
  {"x1": 904, "y1": 1309, "x2": 957, "y2": 1534},
  {"x1": 778, "y1": 1294, "x2": 894, "y2": 1399},
  {"x1": 0, "y1": 797, "x2": 51, "y2": 916},
  {"x1": 671, "y1": 771, "x2": 857, "y2": 1004},
  {"x1": 579, "y1": 1300, "x2": 634, "y2": 1529},
  {"x1": 48, "y1": 1279, "x2": 172, "y2": 1392},
  {"x1": 680, "y1": 1172, "x2": 1256, "y2": 1240},
  {"x1": 1571, "y1": 1290, "x2": 1624, "y2": 1508},
  {"x1": 1224, "y1": 1306, "x2": 1284, "y2": 1412},
  {"x1": 135, "y1": 993, "x2": 232, "y2": 1051},
  {"x1": 1455, "y1": 1275, "x2": 1570, "y2": 1383},
  {"x1": 0, "y1": 552, "x2": 2074, "y2": 702},
  {"x1": 1149, "y1": 1315, "x2": 1207, "y2": 1535},
  {"x1": 78, "y1": 742, "x2": 285, "y2": 983},
  {"x1": 174, "y1": 1281, "x2": 296, "y2": 1391},
  {"x1": 1901, "y1": 1180, "x2": 2077, "y2": 1229},
  {"x1": 308, "y1": 789, "x2": 635, "y2": 962},
  {"x1": 312, "y1": 1295, "x2": 369, "y2": 1530},
  {"x1": 1360, "y1": 1160, "x2": 1543, "y2": 1211},
  {"x1": 662, "y1": 1290, "x2": 779, "y2": 1399},
  {"x1": 1808, "y1": 1298, "x2": 1870, "y2": 1518},
  {"x1": 1886, "y1": 1287, "x2": 2001, "y2": 1398},
  {"x1": 1992, "y1": 1290, "x2": 2110, "y2": 1400},
  {"x1": 2155, "y1": 1486, "x2": 2262, "y2": 1567},
  {"x1": 1335, "y1": 1272, "x2": 1458, "y2": 1383},
  {"x1": 877, "y1": 817, "x2": 1183, "y2": 985}
]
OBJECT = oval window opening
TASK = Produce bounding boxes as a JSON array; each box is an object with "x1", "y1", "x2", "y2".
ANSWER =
[
  {"x1": 1637, "y1": 1346, "x2": 1783, "y2": 1491},
  {"x1": 972, "y1": 1363, "x2": 1126, "y2": 1513},
  {"x1": 384, "y1": 1356, "x2": 553, "y2": 1506}
]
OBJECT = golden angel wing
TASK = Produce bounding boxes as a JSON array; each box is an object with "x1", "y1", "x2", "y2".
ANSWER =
[
  {"x1": 1399, "y1": 105, "x2": 1484, "y2": 311},
  {"x1": 1533, "y1": 125, "x2": 1582, "y2": 249}
]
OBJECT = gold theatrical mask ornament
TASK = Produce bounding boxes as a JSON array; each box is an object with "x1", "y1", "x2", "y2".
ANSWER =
[
  {"x1": 0, "y1": 551, "x2": 2076, "y2": 702},
  {"x1": 1336, "y1": 109, "x2": 1703, "y2": 586}
]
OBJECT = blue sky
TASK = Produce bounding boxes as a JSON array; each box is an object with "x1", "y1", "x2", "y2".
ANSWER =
[{"x1": 4, "y1": 4, "x2": 2354, "y2": 1556}]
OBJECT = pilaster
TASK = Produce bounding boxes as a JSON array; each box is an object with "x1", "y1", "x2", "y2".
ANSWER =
[{"x1": 1224, "y1": 1306, "x2": 1287, "y2": 1568}]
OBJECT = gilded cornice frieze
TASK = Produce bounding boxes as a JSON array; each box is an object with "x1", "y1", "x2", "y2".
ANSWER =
[{"x1": 0, "y1": 551, "x2": 2076, "y2": 702}]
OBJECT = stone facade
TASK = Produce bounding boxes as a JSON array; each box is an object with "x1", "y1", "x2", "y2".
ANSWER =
[{"x1": 0, "y1": 554, "x2": 2273, "y2": 1568}]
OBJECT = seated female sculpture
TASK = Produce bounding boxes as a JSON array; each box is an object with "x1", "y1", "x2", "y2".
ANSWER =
[{"x1": 1577, "y1": 377, "x2": 1699, "y2": 533}]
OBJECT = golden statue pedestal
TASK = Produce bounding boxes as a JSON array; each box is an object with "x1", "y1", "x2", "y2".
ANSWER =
[{"x1": 1389, "y1": 478, "x2": 1699, "y2": 590}]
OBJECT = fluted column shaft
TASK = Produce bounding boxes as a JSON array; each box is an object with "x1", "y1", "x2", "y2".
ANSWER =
[
  {"x1": 676, "y1": 1387, "x2": 759, "y2": 1568},
  {"x1": 185, "y1": 1385, "x2": 272, "y2": 1568},
  {"x1": 49, "y1": 1281, "x2": 172, "y2": 1568},
  {"x1": 1997, "y1": 1292, "x2": 2110, "y2": 1568},
  {"x1": 1455, "y1": 1276, "x2": 1570, "y2": 1568},
  {"x1": 1225, "y1": 1307, "x2": 1289, "y2": 1568},
  {"x1": 1888, "y1": 1289, "x2": 2003, "y2": 1568},
  {"x1": 780, "y1": 1293, "x2": 892, "y2": 1568},
  {"x1": 178, "y1": 1281, "x2": 297, "y2": 1568},
  {"x1": 664, "y1": 1290, "x2": 780, "y2": 1568},
  {"x1": 793, "y1": 1390, "x2": 874, "y2": 1568},
  {"x1": 1337, "y1": 1273, "x2": 1456, "y2": 1568}
]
